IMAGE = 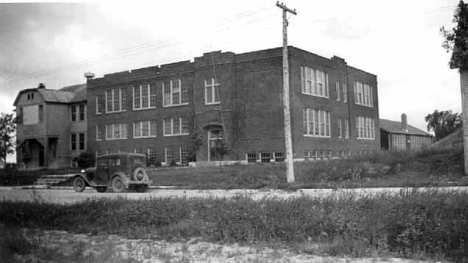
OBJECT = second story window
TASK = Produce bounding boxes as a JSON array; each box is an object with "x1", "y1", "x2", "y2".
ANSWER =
[
  {"x1": 163, "y1": 79, "x2": 188, "y2": 107},
  {"x1": 302, "y1": 108, "x2": 331, "y2": 138},
  {"x1": 301, "y1": 66, "x2": 329, "y2": 98},
  {"x1": 96, "y1": 126, "x2": 103, "y2": 141},
  {"x1": 106, "y1": 123, "x2": 128, "y2": 140},
  {"x1": 205, "y1": 78, "x2": 220, "y2": 105},
  {"x1": 133, "y1": 120, "x2": 157, "y2": 138},
  {"x1": 163, "y1": 117, "x2": 189, "y2": 136},
  {"x1": 71, "y1": 105, "x2": 86, "y2": 122},
  {"x1": 343, "y1": 84, "x2": 348, "y2": 103},
  {"x1": 39, "y1": 105, "x2": 43, "y2": 122},
  {"x1": 134, "y1": 84, "x2": 156, "y2": 110},
  {"x1": 336, "y1": 82, "x2": 340, "y2": 101},
  {"x1": 106, "y1": 88, "x2": 127, "y2": 113},
  {"x1": 356, "y1": 116, "x2": 375, "y2": 140}
]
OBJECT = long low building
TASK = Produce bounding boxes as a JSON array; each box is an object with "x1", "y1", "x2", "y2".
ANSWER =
[
  {"x1": 14, "y1": 46, "x2": 380, "y2": 169},
  {"x1": 380, "y1": 114, "x2": 433, "y2": 151}
]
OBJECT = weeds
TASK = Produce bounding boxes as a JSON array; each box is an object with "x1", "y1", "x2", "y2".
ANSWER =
[{"x1": 1, "y1": 191, "x2": 468, "y2": 261}]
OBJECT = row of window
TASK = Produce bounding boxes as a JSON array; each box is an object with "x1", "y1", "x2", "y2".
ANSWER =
[
  {"x1": 246, "y1": 152, "x2": 285, "y2": 163},
  {"x1": 96, "y1": 118, "x2": 190, "y2": 141},
  {"x1": 95, "y1": 78, "x2": 220, "y2": 115},
  {"x1": 302, "y1": 108, "x2": 375, "y2": 140},
  {"x1": 300, "y1": 66, "x2": 374, "y2": 107},
  {"x1": 304, "y1": 149, "x2": 377, "y2": 159},
  {"x1": 71, "y1": 104, "x2": 86, "y2": 122},
  {"x1": 70, "y1": 132, "x2": 86, "y2": 151}
]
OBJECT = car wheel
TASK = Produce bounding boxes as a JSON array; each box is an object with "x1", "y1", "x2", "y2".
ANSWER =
[
  {"x1": 112, "y1": 176, "x2": 125, "y2": 193},
  {"x1": 96, "y1": 187, "x2": 107, "y2": 193},
  {"x1": 135, "y1": 185, "x2": 148, "y2": 193},
  {"x1": 73, "y1": 177, "x2": 86, "y2": 192},
  {"x1": 133, "y1": 167, "x2": 147, "y2": 182}
]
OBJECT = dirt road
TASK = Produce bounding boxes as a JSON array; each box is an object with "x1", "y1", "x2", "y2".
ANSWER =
[{"x1": 1, "y1": 186, "x2": 467, "y2": 204}]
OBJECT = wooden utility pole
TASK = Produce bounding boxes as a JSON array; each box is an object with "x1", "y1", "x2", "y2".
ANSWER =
[{"x1": 276, "y1": 1, "x2": 296, "y2": 183}]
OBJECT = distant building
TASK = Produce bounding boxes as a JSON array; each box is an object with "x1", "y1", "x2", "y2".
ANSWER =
[
  {"x1": 380, "y1": 114, "x2": 433, "y2": 151},
  {"x1": 87, "y1": 46, "x2": 380, "y2": 165},
  {"x1": 13, "y1": 83, "x2": 87, "y2": 169}
]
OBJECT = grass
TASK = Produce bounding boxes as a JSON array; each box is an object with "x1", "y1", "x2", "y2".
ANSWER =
[
  {"x1": 1, "y1": 191, "x2": 467, "y2": 262},
  {"x1": 147, "y1": 147, "x2": 466, "y2": 189}
]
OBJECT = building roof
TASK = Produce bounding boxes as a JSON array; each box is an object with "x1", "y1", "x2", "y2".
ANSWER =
[
  {"x1": 13, "y1": 83, "x2": 86, "y2": 106},
  {"x1": 380, "y1": 119, "x2": 432, "y2": 137}
]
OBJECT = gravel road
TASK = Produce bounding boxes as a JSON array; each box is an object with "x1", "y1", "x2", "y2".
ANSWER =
[{"x1": 1, "y1": 186, "x2": 467, "y2": 204}]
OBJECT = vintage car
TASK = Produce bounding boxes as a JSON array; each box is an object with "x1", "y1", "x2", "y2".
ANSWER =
[{"x1": 73, "y1": 153, "x2": 151, "y2": 193}]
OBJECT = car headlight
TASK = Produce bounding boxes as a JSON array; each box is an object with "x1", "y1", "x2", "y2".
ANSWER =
[{"x1": 81, "y1": 169, "x2": 85, "y2": 173}]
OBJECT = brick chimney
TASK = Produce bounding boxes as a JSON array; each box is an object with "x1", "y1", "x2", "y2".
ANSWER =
[
  {"x1": 37, "y1": 83, "x2": 45, "y2": 89},
  {"x1": 401, "y1": 113, "x2": 408, "y2": 132}
]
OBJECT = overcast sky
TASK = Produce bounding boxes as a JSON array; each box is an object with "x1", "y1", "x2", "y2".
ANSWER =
[{"x1": 0, "y1": 0, "x2": 462, "y2": 134}]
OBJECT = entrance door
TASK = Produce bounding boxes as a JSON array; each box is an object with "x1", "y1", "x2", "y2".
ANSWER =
[{"x1": 208, "y1": 129, "x2": 224, "y2": 161}]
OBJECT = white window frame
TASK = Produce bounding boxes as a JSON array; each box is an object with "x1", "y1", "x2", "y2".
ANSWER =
[
  {"x1": 163, "y1": 79, "x2": 188, "y2": 107},
  {"x1": 246, "y1": 153, "x2": 257, "y2": 163},
  {"x1": 105, "y1": 88, "x2": 126, "y2": 113},
  {"x1": 338, "y1": 119, "x2": 342, "y2": 138},
  {"x1": 163, "y1": 117, "x2": 189, "y2": 136},
  {"x1": 301, "y1": 66, "x2": 329, "y2": 98},
  {"x1": 133, "y1": 84, "x2": 156, "y2": 110},
  {"x1": 96, "y1": 126, "x2": 103, "y2": 141},
  {"x1": 303, "y1": 108, "x2": 331, "y2": 138},
  {"x1": 356, "y1": 116, "x2": 375, "y2": 140},
  {"x1": 105, "y1": 123, "x2": 128, "y2": 140},
  {"x1": 336, "y1": 82, "x2": 340, "y2": 101},
  {"x1": 205, "y1": 78, "x2": 220, "y2": 105},
  {"x1": 354, "y1": 82, "x2": 373, "y2": 107},
  {"x1": 95, "y1": 96, "x2": 103, "y2": 115},
  {"x1": 133, "y1": 120, "x2": 157, "y2": 138},
  {"x1": 343, "y1": 84, "x2": 347, "y2": 103}
]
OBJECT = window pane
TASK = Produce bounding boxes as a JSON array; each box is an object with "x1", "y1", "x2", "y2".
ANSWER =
[
  {"x1": 142, "y1": 121, "x2": 149, "y2": 136},
  {"x1": 142, "y1": 85, "x2": 148, "y2": 108},
  {"x1": 164, "y1": 119, "x2": 172, "y2": 135},
  {"x1": 172, "y1": 80, "x2": 180, "y2": 105},
  {"x1": 181, "y1": 118, "x2": 189, "y2": 134},
  {"x1": 150, "y1": 84, "x2": 157, "y2": 107},
  {"x1": 173, "y1": 118, "x2": 181, "y2": 134},
  {"x1": 134, "y1": 122, "x2": 141, "y2": 137},
  {"x1": 163, "y1": 82, "x2": 171, "y2": 106},
  {"x1": 150, "y1": 120, "x2": 157, "y2": 136},
  {"x1": 134, "y1": 86, "x2": 141, "y2": 109}
]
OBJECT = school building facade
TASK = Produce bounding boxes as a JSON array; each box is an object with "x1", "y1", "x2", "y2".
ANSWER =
[{"x1": 86, "y1": 46, "x2": 380, "y2": 165}]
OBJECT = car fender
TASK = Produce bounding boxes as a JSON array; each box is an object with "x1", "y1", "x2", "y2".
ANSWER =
[{"x1": 73, "y1": 174, "x2": 93, "y2": 187}]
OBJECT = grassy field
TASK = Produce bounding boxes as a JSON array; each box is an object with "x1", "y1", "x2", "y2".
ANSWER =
[
  {"x1": 147, "y1": 147, "x2": 466, "y2": 189},
  {"x1": 1, "y1": 191, "x2": 467, "y2": 262}
]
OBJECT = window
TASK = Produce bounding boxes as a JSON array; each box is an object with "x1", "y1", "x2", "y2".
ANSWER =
[
  {"x1": 27, "y1": 93, "x2": 34, "y2": 100},
  {"x1": 246, "y1": 153, "x2": 257, "y2": 163},
  {"x1": 71, "y1": 106, "x2": 76, "y2": 122},
  {"x1": 79, "y1": 105, "x2": 85, "y2": 121},
  {"x1": 356, "y1": 116, "x2": 375, "y2": 140},
  {"x1": 105, "y1": 123, "x2": 128, "y2": 140},
  {"x1": 39, "y1": 105, "x2": 43, "y2": 122},
  {"x1": 147, "y1": 147, "x2": 157, "y2": 165},
  {"x1": 260, "y1": 152, "x2": 271, "y2": 163},
  {"x1": 105, "y1": 88, "x2": 127, "y2": 113},
  {"x1": 133, "y1": 120, "x2": 157, "y2": 138},
  {"x1": 274, "y1": 152, "x2": 285, "y2": 162},
  {"x1": 180, "y1": 146, "x2": 189, "y2": 165},
  {"x1": 338, "y1": 119, "x2": 342, "y2": 138},
  {"x1": 354, "y1": 82, "x2": 373, "y2": 107},
  {"x1": 343, "y1": 84, "x2": 347, "y2": 103},
  {"x1": 71, "y1": 132, "x2": 85, "y2": 151},
  {"x1": 344, "y1": 119, "x2": 349, "y2": 139},
  {"x1": 336, "y1": 82, "x2": 340, "y2": 101},
  {"x1": 163, "y1": 79, "x2": 188, "y2": 107},
  {"x1": 96, "y1": 126, "x2": 103, "y2": 141},
  {"x1": 300, "y1": 66, "x2": 329, "y2": 98},
  {"x1": 205, "y1": 78, "x2": 220, "y2": 105},
  {"x1": 163, "y1": 118, "x2": 189, "y2": 136},
  {"x1": 165, "y1": 147, "x2": 174, "y2": 164},
  {"x1": 134, "y1": 84, "x2": 157, "y2": 110},
  {"x1": 71, "y1": 133, "x2": 76, "y2": 151},
  {"x1": 302, "y1": 108, "x2": 331, "y2": 137},
  {"x1": 96, "y1": 96, "x2": 103, "y2": 114}
]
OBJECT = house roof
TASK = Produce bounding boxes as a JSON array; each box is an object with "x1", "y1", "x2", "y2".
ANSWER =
[
  {"x1": 380, "y1": 119, "x2": 432, "y2": 137},
  {"x1": 13, "y1": 84, "x2": 86, "y2": 106}
]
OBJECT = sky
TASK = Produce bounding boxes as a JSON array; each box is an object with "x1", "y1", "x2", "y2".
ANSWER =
[{"x1": 0, "y1": 0, "x2": 463, "y2": 161}]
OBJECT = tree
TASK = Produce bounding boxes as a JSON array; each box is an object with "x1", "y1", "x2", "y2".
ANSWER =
[
  {"x1": 0, "y1": 113, "x2": 16, "y2": 163},
  {"x1": 425, "y1": 110, "x2": 462, "y2": 141},
  {"x1": 441, "y1": 1, "x2": 468, "y2": 71}
]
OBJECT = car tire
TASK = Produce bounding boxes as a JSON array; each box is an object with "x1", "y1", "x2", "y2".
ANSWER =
[
  {"x1": 112, "y1": 176, "x2": 125, "y2": 193},
  {"x1": 135, "y1": 185, "x2": 148, "y2": 193},
  {"x1": 96, "y1": 187, "x2": 107, "y2": 193},
  {"x1": 73, "y1": 177, "x2": 86, "y2": 193},
  {"x1": 133, "y1": 167, "x2": 147, "y2": 182}
]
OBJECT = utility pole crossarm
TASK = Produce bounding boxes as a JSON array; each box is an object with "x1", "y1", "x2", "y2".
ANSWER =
[{"x1": 276, "y1": 2, "x2": 297, "y2": 15}]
